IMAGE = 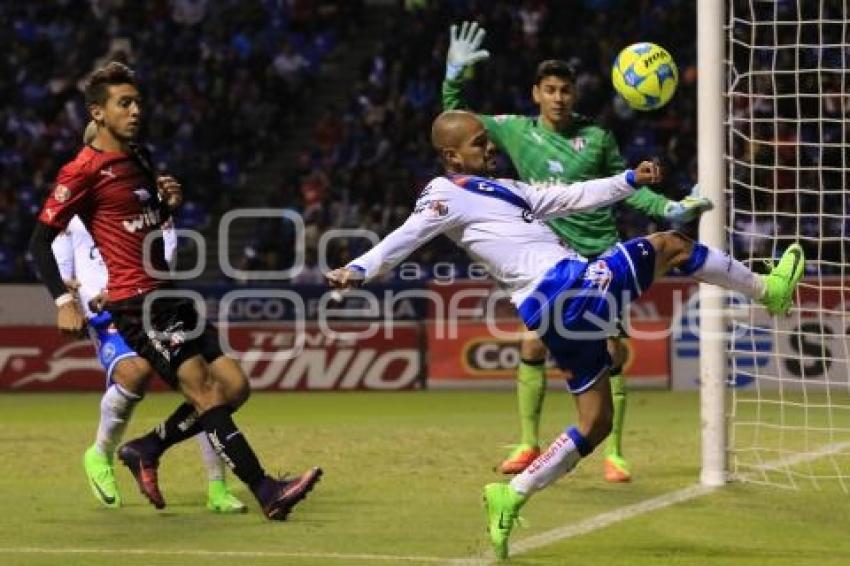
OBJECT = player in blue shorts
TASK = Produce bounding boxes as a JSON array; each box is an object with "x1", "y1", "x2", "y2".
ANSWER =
[
  {"x1": 53, "y1": 214, "x2": 246, "y2": 513},
  {"x1": 326, "y1": 110, "x2": 805, "y2": 558}
]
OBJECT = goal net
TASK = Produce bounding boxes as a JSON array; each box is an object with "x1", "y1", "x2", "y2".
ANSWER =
[{"x1": 725, "y1": 0, "x2": 850, "y2": 490}]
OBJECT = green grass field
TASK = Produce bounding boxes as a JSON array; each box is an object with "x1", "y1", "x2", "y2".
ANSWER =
[{"x1": 1, "y1": 390, "x2": 849, "y2": 565}]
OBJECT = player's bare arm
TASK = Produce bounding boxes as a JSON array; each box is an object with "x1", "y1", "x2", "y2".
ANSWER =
[
  {"x1": 156, "y1": 175, "x2": 183, "y2": 210},
  {"x1": 325, "y1": 267, "x2": 365, "y2": 290}
]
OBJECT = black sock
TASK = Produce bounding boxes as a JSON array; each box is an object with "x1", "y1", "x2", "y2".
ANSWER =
[
  {"x1": 141, "y1": 402, "x2": 203, "y2": 457},
  {"x1": 200, "y1": 405, "x2": 266, "y2": 491}
]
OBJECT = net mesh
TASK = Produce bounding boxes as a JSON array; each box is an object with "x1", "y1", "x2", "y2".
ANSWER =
[{"x1": 725, "y1": 0, "x2": 850, "y2": 490}]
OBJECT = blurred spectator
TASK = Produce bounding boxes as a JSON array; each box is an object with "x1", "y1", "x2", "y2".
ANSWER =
[{"x1": 1, "y1": 0, "x2": 347, "y2": 281}]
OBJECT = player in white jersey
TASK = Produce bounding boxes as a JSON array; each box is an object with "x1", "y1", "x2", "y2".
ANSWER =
[
  {"x1": 53, "y1": 122, "x2": 245, "y2": 513},
  {"x1": 326, "y1": 110, "x2": 805, "y2": 558},
  {"x1": 53, "y1": 215, "x2": 244, "y2": 513}
]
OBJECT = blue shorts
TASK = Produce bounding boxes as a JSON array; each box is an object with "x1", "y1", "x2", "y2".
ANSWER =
[
  {"x1": 518, "y1": 238, "x2": 656, "y2": 394},
  {"x1": 87, "y1": 311, "x2": 137, "y2": 386}
]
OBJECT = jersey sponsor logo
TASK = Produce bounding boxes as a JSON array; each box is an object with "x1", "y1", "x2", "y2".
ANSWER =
[
  {"x1": 636, "y1": 240, "x2": 650, "y2": 257},
  {"x1": 426, "y1": 200, "x2": 449, "y2": 217},
  {"x1": 99, "y1": 167, "x2": 117, "y2": 179},
  {"x1": 45, "y1": 207, "x2": 56, "y2": 220},
  {"x1": 413, "y1": 199, "x2": 449, "y2": 217},
  {"x1": 521, "y1": 209, "x2": 535, "y2": 223},
  {"x1": 475, "y1": 181, "x2": 495, "y2": 192},
  {"x1": 584, "y1": 259, "x2": 613, "y2": 291},
  {"x1": 54, "y1": 184, "x2": 71, "y2": 203},
  {"x1": 570, "y1": 137, "x2": 586, "y2": 152},
  {"x1": 101, "y1": 342, "x2": 117, "y2": 364},
  {"x1": 547, "y1": 160, "x2": 564, "y2": 174},
  {"x1": 530, "y1": 131, "x2": 544, "y2": 144},
  {"x1": 123, "y1": 206, "x2": 162, "y2": 233}
]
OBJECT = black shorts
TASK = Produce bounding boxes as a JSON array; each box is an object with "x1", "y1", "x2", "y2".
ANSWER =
[{"x1": 106, "y1": 293, "x2": 224, "y2": 389}]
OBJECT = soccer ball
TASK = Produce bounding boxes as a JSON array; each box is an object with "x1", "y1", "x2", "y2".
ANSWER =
[{"x1": 611, "y1": 42, "x2": 678, "y2": 111}]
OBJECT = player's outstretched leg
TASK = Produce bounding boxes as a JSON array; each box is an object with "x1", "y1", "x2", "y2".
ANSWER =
[
  {"x1": 761, "y1": 244, "x2": 805, "y2": 315},
  {"x1": 196, "y1": 403, "x2": 322, "y2": 521},
  {"x1": 483, "y1": 482, "x2": 527, "y2": 559},
  {"x1": 660, "y1": 234, "x2": 804, "y2": 316},
  {"x1": 196, "y1": 433, "x2": 247, "y2": 514},
  {"x1": 178, "y1": 355, "x2": 322, "y2": 521},
  {"x1": 485, "y1": 370, "x2": 609, "y2": 559}
]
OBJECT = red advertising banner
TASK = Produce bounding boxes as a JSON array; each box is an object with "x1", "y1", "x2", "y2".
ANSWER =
[
  {"x1": 427, "y1": 320, "x2": 669, "y2": 387},
  {"x1": 0, "y1": 323, "x2": 422, "y2": 391}
]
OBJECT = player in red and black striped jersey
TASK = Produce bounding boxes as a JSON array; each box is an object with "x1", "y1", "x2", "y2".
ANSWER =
[{"x1": 29, "y1": 61, "x2": 321, "y2": 520}]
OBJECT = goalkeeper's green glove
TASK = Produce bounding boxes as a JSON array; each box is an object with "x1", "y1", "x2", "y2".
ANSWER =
[
  {"x1": 446, "y1": 21, "x2": 490, "y2": 81},
  {"x1": 663, "y1": 184, "x2": 714, "y2": 223}
]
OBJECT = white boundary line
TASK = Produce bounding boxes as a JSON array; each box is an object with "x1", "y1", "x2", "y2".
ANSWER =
[
  {"x1": 3, "y1": 444, "x2": 846, "y2": 564},
  {"x1": 493, "y1": 440, "x2": 850, "y2": 562},
  {"x1": 505, "y1": 484, "x2": 716, "y2": 560},
  {"x1": 0, "y1": 546, "x2": 470, "y2": 564},
  {"x1": 738, "y1": 441, "x2": 850, "y2": 473}
]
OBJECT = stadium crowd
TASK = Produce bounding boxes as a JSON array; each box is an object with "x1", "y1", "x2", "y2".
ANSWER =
[
  {"x1": 9, "y1": 0, "x2": 836, "y2": 283},
  {"x1": 244, "y1": 0, "x2": 703, "y2": 280},
  {"x1": 1, "y1": 0, "x2": 358, "y2": 280}
]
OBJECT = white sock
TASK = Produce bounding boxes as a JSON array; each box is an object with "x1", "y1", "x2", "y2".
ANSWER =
[
  {"x1": 196, "y1": 432, "x2": 225, "y2": 482},
  {"x1": 510, "y1": 432, "x2": 583, "y2": 496},
  {"x1": 95, "y1": 384, "x2": 141, "y2": 458},
  {"x1": 691, "y1": 245, "x2": 765, "y2": 301}
]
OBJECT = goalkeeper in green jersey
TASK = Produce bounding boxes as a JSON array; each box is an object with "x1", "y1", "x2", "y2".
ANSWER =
[{"x1": 441, "y1": 21, "x2": 712, "y2": 482}]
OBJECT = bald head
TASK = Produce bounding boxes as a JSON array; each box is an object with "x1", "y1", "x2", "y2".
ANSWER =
[
  {"x1": 431, "y1": 110, "x2": 482, "y2": 151},
  {"x1": 430, "y1": 110, "x2": 496, "y2": 175}
]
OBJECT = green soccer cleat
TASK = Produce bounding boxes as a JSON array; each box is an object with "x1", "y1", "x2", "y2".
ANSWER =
[
  {"x1": 206, "y1": 479, "x2": 247, "y2": 514},
  {"x1": 761, "y1": 244, "x2": 805, "y2": 316},
  {"x1": 483, "y1": 483, "x2": 526, "y2": 560},
  {"x1": 84, "y1": 445, "x2": 121, "y2": 508}
]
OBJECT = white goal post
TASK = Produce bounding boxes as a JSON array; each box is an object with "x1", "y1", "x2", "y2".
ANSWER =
[
  {"x1": 701, "y1": 0, "x2": 850, "y2": 490},
  {"x1": 698, "y1": 0, "x2": 727, "y2": 487}
]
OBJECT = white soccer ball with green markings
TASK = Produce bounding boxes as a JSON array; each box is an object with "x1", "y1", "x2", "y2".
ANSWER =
[{"x1": 611, "y1": 42, "x2": 678, "y2": 111}]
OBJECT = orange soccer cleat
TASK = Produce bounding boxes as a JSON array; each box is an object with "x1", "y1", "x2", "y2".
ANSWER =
[
  {"x1": 603, "y1": 455, "x2": 632, "y2": 483},
  {"x1": 499, "y1": 445, "x2": 541, "y2": 475}
]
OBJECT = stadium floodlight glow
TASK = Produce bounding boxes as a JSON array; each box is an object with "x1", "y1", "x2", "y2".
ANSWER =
[{"x1": 218, "y1": 208, "x2": 305, "y2": 280}]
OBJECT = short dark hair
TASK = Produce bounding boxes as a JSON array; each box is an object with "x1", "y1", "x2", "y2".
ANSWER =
[
  {"x1": 84, "y1": 61, "x2": 137, "y2": 106},
  {"x1": 534, "y1": 59, "x2": 576, "y2": 85}
]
